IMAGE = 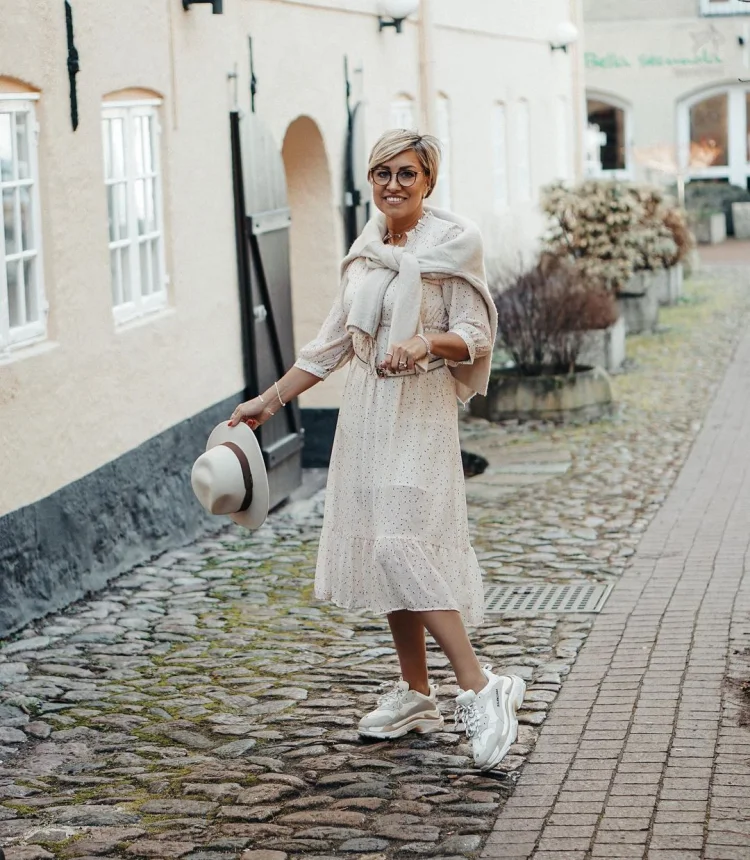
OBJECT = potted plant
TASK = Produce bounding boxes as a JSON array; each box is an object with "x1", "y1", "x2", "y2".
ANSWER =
[
  {"x1": 685, "y1": 181, "x2": 750, "y2": 237},
  {"x1": 660, "y1": 206, "x2": 695, "y2": 304},
  {"x1": 690, "y1": 206, "x2": 727, "y2": 245},
  {"x1": 731, "y1": 202, "x2": 750, "y2": 241},
  {"x1": 471, "y1": 255, "x2": 616, "y2": 423}
]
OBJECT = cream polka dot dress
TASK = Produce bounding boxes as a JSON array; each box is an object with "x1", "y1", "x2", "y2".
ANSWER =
[{"x1": 295, "y1": 211, "x2": 492, "y2": 626}]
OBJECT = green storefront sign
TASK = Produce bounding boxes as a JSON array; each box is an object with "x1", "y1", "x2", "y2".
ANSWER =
[{"x1": 585, "y1": 49, "x2": 723, "y2": 70}]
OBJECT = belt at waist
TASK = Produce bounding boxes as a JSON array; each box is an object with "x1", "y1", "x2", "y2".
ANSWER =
[{"x1": 356, "y1": 355, "x2": 446, "y2": 378}]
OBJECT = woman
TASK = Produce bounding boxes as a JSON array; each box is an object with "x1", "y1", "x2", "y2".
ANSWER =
[{"x1": 229, "y1": 130, "x2": 524, "y2": 770}]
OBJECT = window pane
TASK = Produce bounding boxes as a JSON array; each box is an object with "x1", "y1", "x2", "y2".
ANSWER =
[
  {"x1": 3, "y1": 188, "x2": 18, "y2": 255},
  {"x1": 19, "y1": 185, "x2": 33, "y2": 251},
  {"x1": 15, "y1": 113, "x2": 30, "y2": 180},
  {"x1": 7, "y1": 260, "x2": 21, "y2": 327},
  {"x1": 145, "y1": 178, "x2": 155, "y2": 232},
  {"x1": 151, "y1": 238, "x2": 161, "y2": 293},
  {"x1": 689, "y1": 93, "x2": 728, "y2": 167},
  {"x1": 110, "y1": 118, "x2": 126, "y2": 179},
  {"x1": 0, "y1": 113, "x2": 13, "y2": 182},
  {"x1": 120, "y1": 247, "x2": 132, "y2": 303},
  {"x1": 587, "y1": 99, "x2": 626, "y2": 171},
  {"x1": 102, "y1": 119, "x2": 113, "y2": 180},
  {"x1": 110, "y1": 248, "x2": 121, "y2": 306},
  {"x1": 142, "y1": 116, "x2": 153, "y2": 173},
  {"x1": 139, "y1": 240, "x2": 151, "y2": 296},
  {"x1": 133, "y1": 117, "x2": 145, "y2": 176},
  {"x1": 135, "y1": 179, "x2": 146, "y2": 234},
  {"x1": 107, "y1": 182, "x2": 128, "y2": 242},
  {"x1": 23, "y1": 258, "x2": 38, "y2": 322}
]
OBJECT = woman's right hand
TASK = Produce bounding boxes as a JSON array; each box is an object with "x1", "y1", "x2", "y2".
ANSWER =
[{"x1": 228, "y1": 397, "x2": 274, "y2": 429}]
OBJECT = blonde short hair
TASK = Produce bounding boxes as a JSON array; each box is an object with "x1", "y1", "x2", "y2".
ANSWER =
[{"x1": 368, "y1": 129, "x2": 442, "y2": 198}]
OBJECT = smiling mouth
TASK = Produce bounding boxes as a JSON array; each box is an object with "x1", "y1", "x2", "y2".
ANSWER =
[{"x1": 384, "y1": 196, "x2": 406, "y2": 204}]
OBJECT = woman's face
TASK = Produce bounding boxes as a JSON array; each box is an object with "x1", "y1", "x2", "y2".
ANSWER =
[{"x1": 370, "y1": 149, "x2": 430, "y2": 222}]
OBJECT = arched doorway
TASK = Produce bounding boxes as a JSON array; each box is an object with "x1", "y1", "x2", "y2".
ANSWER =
[
  {"x1": 281, "y1": 116, "x2": 341, "y2": 462},
  {"x1": 586, "y1": 92, "x2": 633, "y2": 179},
  {"x1": 678, "y1": 84, "x2": 750, "y2": 190}
]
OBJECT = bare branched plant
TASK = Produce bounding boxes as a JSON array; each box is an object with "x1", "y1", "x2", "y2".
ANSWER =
[{"x1": 492, "y1": 254, "x2": 618, "y2": 377}]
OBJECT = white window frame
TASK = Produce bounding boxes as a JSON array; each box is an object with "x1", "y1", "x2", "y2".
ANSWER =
[
  {"x1": 434, "y1": 94, "x2": 452, "y2": 210},
  {"x1": 514, "y1": 99, "x2": 532, "y2": 203},
  {"x1": 102, "y1": 99, "x2": 167, "y2": 326},
  {"x1": 678, "y1": 83, "x2": 750, "y2": 188},
  {"x1": 491, "y1": 103, "x2": 509, "y2": 211},
  {"x1": 390, "y1": 96, "x2": 417, "y2": 131},
  {"x1": 0, "y1": 94, "x2": 46, "y2": 354},
  {"x1": 585, "y1": 91, "x2": 634, "y2": 180},
  {"x1": 700, "y1": 0, "x2": 750, "y2": 15}
]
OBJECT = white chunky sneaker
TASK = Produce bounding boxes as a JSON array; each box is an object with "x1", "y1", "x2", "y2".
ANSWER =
[
  {"x1": 358, "y1": 680, "x2": 444, "y2": 739},
  {"x1": 455, "y1": 666, "x2": 526, "y2": 770}
]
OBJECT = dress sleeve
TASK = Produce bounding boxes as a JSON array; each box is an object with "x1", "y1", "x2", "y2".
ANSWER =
[
  {"x1": 442, "y1": 276, "x2": 493, "y2": 366},
  {"x1": 294, "y1": 296, "x2": 354, "y2": 379}
]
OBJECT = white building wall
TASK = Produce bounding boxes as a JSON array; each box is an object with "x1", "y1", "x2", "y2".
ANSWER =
[
  {"x1": 0, "y1": 0, "x2": 584, "y2": 516},
  {"x1": 582, "y1": 0, "x2": 750, "y2": 187}
]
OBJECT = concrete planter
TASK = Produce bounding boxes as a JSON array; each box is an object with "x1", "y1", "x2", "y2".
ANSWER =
[
  {"x1": 470, "y1": 366, "x2": 614, "y2": 423},
  {"x1": 695, "y1": 212, "x2": 727, "y2": 245},
  {"x1": 658, "y1": 264, "x2": 684, "y2": 306},
  {"x1": 579, "y1": 315, "x2": 626, "y2": 373},
  {"x1": 732, "y1": 202, "x2": 750, "y2": 241},
  {"x1": 617, "y1": 271, "x2": 660, "y2": 334}
]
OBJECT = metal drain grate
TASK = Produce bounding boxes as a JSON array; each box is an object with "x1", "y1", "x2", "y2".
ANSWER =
[{"x1": 484, "y1": 582, "x2": 613, "y2": 615}]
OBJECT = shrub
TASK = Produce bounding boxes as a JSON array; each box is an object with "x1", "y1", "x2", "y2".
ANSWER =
[
  {"x1": 542, "y1": 179, "x2": 641, "y2": 293},
  {"x1": 492, "y1": 254, "x2": 618, "y2": 377},
  {"x1": 684, "y1": 181, "x2": 750, "y2": 235},
  {"x1": 663, "y1": 206, "x2": 695, "y2": 266},
  {"x1": 628, "y1": 185, "x2": 679, "y2": 271},
  {"x1": 543, "y1": 179, "x2": 690, "y2": 290}
]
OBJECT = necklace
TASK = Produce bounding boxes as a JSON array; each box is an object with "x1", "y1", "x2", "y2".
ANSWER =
[{"x1": 384, "y1": 211, "x2": 424, "y2": 245}]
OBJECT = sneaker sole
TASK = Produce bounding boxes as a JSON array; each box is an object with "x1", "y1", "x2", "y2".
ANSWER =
[
  {"x1": 358, "y1": 714, "x2": 444, "y2": 740},
  {"x1": 479, "y1": 675, "x2": 526, "y2": 771}
]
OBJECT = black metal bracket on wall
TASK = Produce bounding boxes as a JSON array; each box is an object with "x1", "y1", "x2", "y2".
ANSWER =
[
  {"x1": 182, "y1": 0, "x2": 223, "y2": 12},
  {"x1": 64, "y1": 1, "x2": 80, "y2": 131}
]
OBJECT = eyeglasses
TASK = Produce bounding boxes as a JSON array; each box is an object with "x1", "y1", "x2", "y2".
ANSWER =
[{"x1": 370, "y1": 167, "x2": 424, "y2": 188}]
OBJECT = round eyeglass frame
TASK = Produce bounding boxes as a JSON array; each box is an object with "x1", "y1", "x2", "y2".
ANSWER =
[{"x1": 369, "y1": 167, "x2": 425, "y2": 188}]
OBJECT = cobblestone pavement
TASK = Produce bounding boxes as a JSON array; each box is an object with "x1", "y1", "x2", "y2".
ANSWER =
[{"x1": 0, "y1": 269, "x2": 749, "y2": 860}]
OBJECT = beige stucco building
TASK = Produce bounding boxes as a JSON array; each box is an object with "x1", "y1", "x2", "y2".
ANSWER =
[
  {"x1": 582, "y1": 0, "x2": 750, "y2": 192},
  {"x1": 0, "y1": 0, "x2": 585, "y2": 632}
]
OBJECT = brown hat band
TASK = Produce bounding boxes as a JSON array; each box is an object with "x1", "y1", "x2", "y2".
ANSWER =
[{"x1": 220, "y1": 441, "x2": 254, "y2": 512}]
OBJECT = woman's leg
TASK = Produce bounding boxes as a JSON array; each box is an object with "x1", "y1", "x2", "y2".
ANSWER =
[
  {"x1": 418, "y1": 609, "x2": 486, "y2": 694},
  {"x1": 387, "y1": 610, "x2": 430, "y2": 696}
]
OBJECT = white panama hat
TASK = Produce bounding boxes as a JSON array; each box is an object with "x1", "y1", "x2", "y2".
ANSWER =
[{"x1": 191, "y1": 421, "x2": 270, "y2": 530}]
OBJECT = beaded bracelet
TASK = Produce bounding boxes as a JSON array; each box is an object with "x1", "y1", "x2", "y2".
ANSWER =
[
  {"x1": 416, "y1": 333, "x2": 432, "y2": 354},
  {"x1": 275, "y1": 381, "x2": 286, "y2": 407}
]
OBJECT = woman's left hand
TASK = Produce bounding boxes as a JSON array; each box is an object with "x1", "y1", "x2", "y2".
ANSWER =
[{"x1": 379, "y1": 336, "x2": 429, "y2": 374}]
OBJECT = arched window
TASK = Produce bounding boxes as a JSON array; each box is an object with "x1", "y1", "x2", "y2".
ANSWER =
[
  {"x1": 678, "y1": 85, "x2": 750, "y2": 190},
  {"x1": 0, "y1": 80, "x2": 45, "y2": 353},
  {"x1": 491, "y1": 103, "x2": 509, "y2": 211},
  {"x1": 434, "y1": 94, "x2": 452, "y2": 210},
  {"x1": 102, "y1": 89, "x2": 167, "y2": 324},
  {"x1": 390, "y1": 95, "x2": 416, "y2": 131},
  {"x1": 586, "y1": 94, "x2": 632, "y2": 178}
]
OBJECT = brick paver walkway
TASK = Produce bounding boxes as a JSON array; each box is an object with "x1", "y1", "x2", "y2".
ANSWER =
[{"x1": 483, "y1": 328, "x2": 750, "y2": 859}]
